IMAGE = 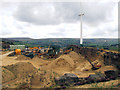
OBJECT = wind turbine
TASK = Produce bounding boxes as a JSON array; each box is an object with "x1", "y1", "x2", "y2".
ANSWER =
[{"x1": 78, "y1": 13, "x2": 84, "y2": 46}]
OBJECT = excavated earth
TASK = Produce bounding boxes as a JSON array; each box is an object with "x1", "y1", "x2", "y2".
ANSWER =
[{"x1": 2, "y1": 47, "x2": 120, "y2": 89}]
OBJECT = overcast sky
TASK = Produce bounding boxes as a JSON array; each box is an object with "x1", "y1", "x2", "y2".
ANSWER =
[{"x1": 0, "y1": 0, "x2": 118, "y2": 39}]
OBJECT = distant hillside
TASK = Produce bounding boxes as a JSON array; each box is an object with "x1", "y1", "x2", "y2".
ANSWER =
[
  {"x1": 1, "y1": 38, "x2": 118, "y2": 50},
  {"x1": 1, "y1": 38, "x2": 23, "y2": 49},
  {"x1": 2, "y1": 37, "x2": 31, "y2": 41}
]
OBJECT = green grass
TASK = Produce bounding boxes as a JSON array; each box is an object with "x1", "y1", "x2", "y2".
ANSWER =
[
  {"x1": 38, "y1": 68, "x2": 40, "y2": 71},
  {"x1": 90, "y1": 82, "x2": 117, "y2": 88}
]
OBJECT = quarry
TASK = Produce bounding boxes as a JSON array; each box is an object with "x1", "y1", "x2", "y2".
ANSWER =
[
  {"x1": 1, "y1": 1, "x2": 119, "y2": 89},
  {"x1": 1, "y1": 45, "x2": 120, "y2": 89}
]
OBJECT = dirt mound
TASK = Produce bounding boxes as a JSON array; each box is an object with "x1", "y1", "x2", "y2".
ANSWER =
[
  {"x1": 2, "y1": 67, "x2": 16, "y2": 83},
  {"x1": 49, "y1": 54, "x2": 74, "y2": 71},
  {"x1": 30, "y1": 70, "x2": 59, "y2": 88},
  {"x1": 15, "y1": 55, "x2": 31, "y2": 60},
  {"x1": 46, "y1": 51, "x2": 90, "y2": 75},
  {"x1": 32, "y1": 55, "x2": 41, "y2": 60},
  {"x1": 30, "y1": 55, "x2": 52, "y2": 69},
  {"x1": 68, "y1": 51, "x2": 82, "y2": 60},
  {"x1": 4, "y1": 62, "x2": 37, "y2": 78},
  {"x1": 68, "y1": 51, "x2": 88, "y2": 67}
]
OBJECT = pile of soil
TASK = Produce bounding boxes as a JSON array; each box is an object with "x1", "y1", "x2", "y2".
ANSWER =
[
  {"x1": 48, "y1": 52, "x2": 76, "y2": 71},
  {"x1": 32, "y1": 55, "x2": 41, "y2": 60},
  {"x1": 46, "y1": 51, "x2": 92, "y2": 75},
  {"x1": 51, "y1": 56, "x2": 73, "y2": 70},
  {"x1": 2, "y1": 67, "x2": 16, "y2": 83},
  {"x1": 4, "y1": 62, "x2": 37, "y2": 78},
  {"x1": 30, "y1": 55, "x2": 51, "y2": 68},
  {"x1": 30, "y1": 70, "x2": 58, "y2": 88},
  {"x1": 68, "y1": 51, "x2": 91, "y2": 68},
  {"x1": 15, "y1": 55, "x2": 31, "y2": 60}
]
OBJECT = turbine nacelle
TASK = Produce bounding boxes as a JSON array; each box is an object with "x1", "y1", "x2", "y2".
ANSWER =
[{"x1": 78, "y1": 14, "x2": 84, "y2": 16}]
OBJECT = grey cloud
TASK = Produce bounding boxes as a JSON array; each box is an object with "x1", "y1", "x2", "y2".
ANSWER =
[
  {"x1": 14, "y1": 3, "x2": 61, "y2": 25},
  {"x1": 82, "y1": 2, "x2": 116, "y2": 26},
  {"x1": 13, "y1": 2, "x2": 116, "y2": 26}
]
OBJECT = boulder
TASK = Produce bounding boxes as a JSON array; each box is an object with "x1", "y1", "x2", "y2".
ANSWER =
[
  {"x1": 74, "y1": 78, "x2": 87, "y2": 85},
  {"x1": 86, "y1": 72, "x2": 106, "y2": 83},
  {"x1": 55, "y1": 73, "x2": 79, "y2": 86}
]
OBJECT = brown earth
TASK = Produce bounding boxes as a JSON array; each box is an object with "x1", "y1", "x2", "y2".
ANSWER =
[
  {"x1": 1, "y1": 51, "x2": 119, "y2": 88},
  {"x1": 15, "y1": 55, "x2": 31, "y2": 60},
  {"x1": 2, "y1": 67, "x2": 16, "y2": 83}
]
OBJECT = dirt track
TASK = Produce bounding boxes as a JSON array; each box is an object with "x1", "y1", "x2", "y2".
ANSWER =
[{"x1": 0, "y1": 51, "x2": 14, "y2": 66}]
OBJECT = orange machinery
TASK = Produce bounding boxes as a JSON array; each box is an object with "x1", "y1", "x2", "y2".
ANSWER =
[
  {"x1": 63, "y1": 48, "x2": 72, "y2": 54},
  {"x1": 15, "y1": 49, "x2": 21, "y2": 55}
]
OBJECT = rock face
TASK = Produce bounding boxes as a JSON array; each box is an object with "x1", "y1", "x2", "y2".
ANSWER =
[
  {"x1": 104, "y1": 70, "x2": 118, "y2": 80},
  {"x1": 104, "y1": 52, "x2": 120, "y2": 70},
  {"x1": 55, "y1": 73, "x2": 79, "y2": 86},
  {"x1": 55, "y1": 73, "x2": 106, "y2": 86},
  {"x1": 69, "y1": 45, "x2": 99, "y2": 61},
  {"x1": 70, "y1": 45, "x2": 119, "y2": 71},
  {"x1": 55, "y1": 71, "x2": 119, "y2": 87},
  {"x1": 74, "y1": 78, "x2": 87, "y2": 85},
  {"x1": 86, "y1": 73, "x2": 106, "y2": 83}
]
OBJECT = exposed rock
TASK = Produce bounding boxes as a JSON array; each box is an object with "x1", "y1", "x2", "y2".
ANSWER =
[
  {"x1": 86, "y1": 72, "x2": 106, "y2": 83},
  {"x1": 104, "y1": 70, "x2": 118, "y2": 80},
  {"x1": 74, "y1": 78, "x2": 87, "y2": 85},
  {"x1": 55, "y1": 73, "x2": 79, "y2": 86},
  {"x1": 104, "y1": 52, "x2": 120, "y2": 70}
]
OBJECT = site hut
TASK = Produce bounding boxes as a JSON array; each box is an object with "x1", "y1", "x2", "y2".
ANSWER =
[{"x1": 10, "y1": 45, "x2": 25, "y2": 51}]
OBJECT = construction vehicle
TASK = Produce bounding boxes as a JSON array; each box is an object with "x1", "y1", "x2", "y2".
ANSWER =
[
  {"x1": 87, "y1": 59, "x2": 101, "y2": 70},
  {"x1": 24, "y1": 52, "x2": 35, "y2": 59},
  {"x1": 63, "y1": 48, "x2": 73, "y2": 54},
  {"x1": 85, "y1": 55, "x2": 101, "y2": 70},
  {"x1": 15, "y1": 49, "x2": 21, "y2": 55},
  {"x1": 19, "y1": 45, "x2": 60, "y2": 59}
]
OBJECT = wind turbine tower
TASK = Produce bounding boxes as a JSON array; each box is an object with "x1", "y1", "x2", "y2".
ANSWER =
[{"x1": 78, "y1": 13, "x2": 84, "y2": 45}]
